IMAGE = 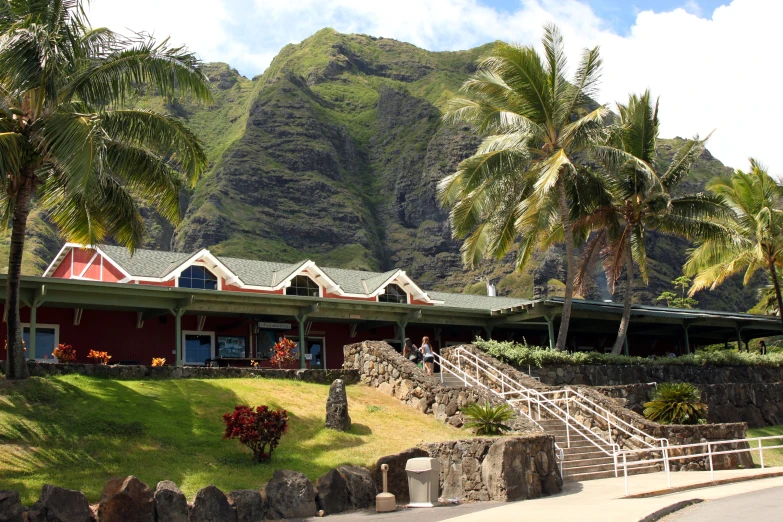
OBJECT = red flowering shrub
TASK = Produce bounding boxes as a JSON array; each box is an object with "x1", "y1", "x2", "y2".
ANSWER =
[
  {"x1": 222, "y1": 405, "x2": 289, "y2": 462},
  {"x1": 270, "y1": 337, "x2": 297, "y2": 369},
  {"x1": 53, "y1": 344, "x2": 76, "y2": 363}
]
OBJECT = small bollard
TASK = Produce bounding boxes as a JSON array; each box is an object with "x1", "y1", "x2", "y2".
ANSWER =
[{"x1": 376, "y1": 464, "x2": 396, "y2": 512}]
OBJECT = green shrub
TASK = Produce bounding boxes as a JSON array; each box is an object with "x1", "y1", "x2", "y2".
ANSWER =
[
  {"x1": 643, "y1": 383, "x2": 708, "y2": 425},
  {"x1": 473, "y1": 338, "x2": 783, "y2": 368},
  {"x1": 462, "y1": 401, "x2": 515, "y2": 435}
]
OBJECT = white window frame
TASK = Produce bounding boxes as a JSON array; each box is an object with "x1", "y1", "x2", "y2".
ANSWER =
[
  {"x1": 175, "y1": 262, "x2": 222, "y2": 291},
  {"x1": 377, "y1": 283, "x2": 409, "y2": 304},
  {"x1": 182, "y1": 330, "x2": 215, "y2": 366},
  {"x1": 22, "y1": 323, "x2": 60, "y2": 362},
  {"x1": 285, "y1": 274, "x2": 322, "y2": 298}
]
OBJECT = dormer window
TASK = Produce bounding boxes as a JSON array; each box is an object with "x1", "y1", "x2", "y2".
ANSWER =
[
  {"x1": 378, "y1": 284, "x2": 407, "y2": 304},
  {"x1": 286, "y1": 275, "x2": 320, "y2": 297},
  {"x1": 179, "y1": 265, "x2": 218, "y2": 290}
]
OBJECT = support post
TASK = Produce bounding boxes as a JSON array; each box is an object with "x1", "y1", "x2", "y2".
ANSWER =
[
  {"x1": 298, "y1": 314, "x2": 308, "y2": 369},
  {"x1": 545, "y1": 315, "x2": 555, "y2": 351},
  {"x1": 174, "y1": 311, "x2": 182, "y2": 367},
  {"x1": 397, "y1": 321, "x2": 407, "y2": 350},
  {"x1": 28, "y1": 305, "x2": 36, "y2": 360},
  {"x1": 483, "y1": 325, "x2": 493, "y2": 341},
  {"x1": 623, "y1": 335, "x2": 629, "y2": 357},
  {"x1": 735, "y1": 327, "x2": 742, "y2": 352},
  {"x1": 683, "y1": 324, "x2": 691, "y2": 355}
]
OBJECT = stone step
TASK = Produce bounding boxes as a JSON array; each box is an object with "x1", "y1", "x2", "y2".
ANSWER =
[
  {"x1": 561, "y1": 462, "x2": 618, "y2": 475},
  {"x1": 562, "y1": 462, "x2": 661, "y2": 482},
  {"x1": 562, "y1": 457, "x2": 617, "y2": 469}
]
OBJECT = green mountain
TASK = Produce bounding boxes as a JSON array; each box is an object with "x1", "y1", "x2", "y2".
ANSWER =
[{"x1": 4, "y1": 28, "x2": 761, "y2": 312}]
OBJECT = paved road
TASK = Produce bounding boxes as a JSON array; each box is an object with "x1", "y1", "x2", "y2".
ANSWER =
[
  {"x1": 301, "y1": 502, "x2": 504, "y2": 522},
  {"x1": 661, "y1": 486, "x2": 783, "y2": 521}
]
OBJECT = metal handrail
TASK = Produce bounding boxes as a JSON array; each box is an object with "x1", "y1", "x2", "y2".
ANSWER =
[
  {"x1": 616, "y1": 435, "x2": 783, "y2": 495},
  {"x1": 435, "y1": 351, "x2": 621, "y2": 464},
  {"x1": 449, "y1": 347, "x2": 669, "y2": 455}
]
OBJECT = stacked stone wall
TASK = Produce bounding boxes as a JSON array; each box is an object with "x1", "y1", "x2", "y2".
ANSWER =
[
  {"x1": 0, "y1": 360, "x2": 359, "y2": 384},
  {"x1": 599, "y1": 382, "x2": 783, "y2": 428},
  {"x1": 342, "y1": 341, "x2": 538, "y2": 431}
]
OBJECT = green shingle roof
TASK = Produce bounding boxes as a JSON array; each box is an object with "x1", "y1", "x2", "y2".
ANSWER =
[
  {"x1": 94, "y1": 245, "x2": 531, "y2": 310},
  {"x1": 98, "y1": 245, "x2": 192, "y2": 278},
  {"x1": 427, "y1": 291, "x2": 532, "y2": 310}
]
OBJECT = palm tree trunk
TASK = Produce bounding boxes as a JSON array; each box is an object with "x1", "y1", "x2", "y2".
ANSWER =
[
  {"x1": 555, "y1": 177, "x2": 574, "y2": 351},
  {"x1": 768, "y1": 258, "x2": 783, "y2": 331},
  {"x1": 5, "y1": 172, "x2": 33, "y2": 380},
  {"x1": 612, "y1": 235, "x2": 633, "y2": 355}
]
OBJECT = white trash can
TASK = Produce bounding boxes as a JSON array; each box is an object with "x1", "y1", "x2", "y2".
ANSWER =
[{"x1": 405, "y1": 457, "x2": 440, "y2": 507}]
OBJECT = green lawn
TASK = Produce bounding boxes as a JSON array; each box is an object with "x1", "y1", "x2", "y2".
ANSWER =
[
  {"x1": 747, "y1": 425, "x2": 783, "y2": 467},
  {"x1": 0, "y1": 375, "x2": 464, "y2": 504}
]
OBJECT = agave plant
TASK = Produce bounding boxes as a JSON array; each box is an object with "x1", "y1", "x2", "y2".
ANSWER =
[
  {"x1": 462, "y1": 401, "x2": 515, "y2": 435},
  {"x1": 643, "y1": 382, "x2": 707, "y2": 425}
]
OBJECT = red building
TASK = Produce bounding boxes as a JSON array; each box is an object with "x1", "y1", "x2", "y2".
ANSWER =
[{"x1": 0, "y1": 243, "x2": 779, "y2": 368}]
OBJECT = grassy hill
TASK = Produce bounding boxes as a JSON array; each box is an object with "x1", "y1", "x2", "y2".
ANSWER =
[
  {"x1": 0, "y1": 375, "x2": 463, "y2": 504},
  {"x1": 3, "y1": 28, "x2": 761, "y2": 312}
]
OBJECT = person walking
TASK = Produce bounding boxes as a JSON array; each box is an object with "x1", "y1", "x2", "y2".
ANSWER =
[{"x1": 420, "y1": 336, "x2": 435, "y2": 376}]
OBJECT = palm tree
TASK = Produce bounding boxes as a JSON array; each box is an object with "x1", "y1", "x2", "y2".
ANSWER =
[
  {"x1": 0, "y1": 0, "x2": 212, "y2": 380},
  {"x1": 438, "y1": 24, "x2": 607, "y2": 351},
  {"x1": 575, "y1": 91, "x2": 721, "y2": 354},
  {"x1": 685, "y1": 160, "x2": 783, "y2": 326}
]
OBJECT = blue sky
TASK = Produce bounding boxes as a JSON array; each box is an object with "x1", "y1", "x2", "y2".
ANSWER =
[{"x1": 89, "y1": 0, "x2": 781, "y2": 174}]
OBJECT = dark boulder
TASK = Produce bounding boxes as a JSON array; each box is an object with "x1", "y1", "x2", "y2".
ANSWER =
[
  {"x1": 325, "y1": 379, "x2": 351, "y2": 431},
  {"x1": 190, "y1": 486, "x2": 235, "y2": 522},
  {"x1": 153, "y1": 481, "x2": 188, "y2": 522},
  {"x1": 481, "y1": 437, "x2": 530, "y2": 501},
  {"x1": 29, "y1": 485, "x2": 91, "y2": 522},
  {"x1": 0, "y1": 491, "x2": 23, "y2": 522},
  {"x1": 263, "y1": 470, "x2": 317, "y2": 519},
  {"x1": 337, "y1": 466, "x2": 376, "y2": 509},
  {"x1": 227, "y1": 490, "x2": 265, "y2": 522},
  {"x1": 97, "y1": 476, "x2": 154, "y2": 522},
  {"x1": 315, "y1": 469, "x2": 349, "y2": 515},
  {"x1": 374, "y1": 448, "x2": 428, "y2": 503}
]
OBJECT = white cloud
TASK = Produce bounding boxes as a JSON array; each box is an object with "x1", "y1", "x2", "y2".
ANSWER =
[{"x1": 86, "y1": 0, "x2": 782, "y2": 174}]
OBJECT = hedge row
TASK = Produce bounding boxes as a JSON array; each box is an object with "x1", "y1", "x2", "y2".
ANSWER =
[{"x1": 473, "y1": 339, "x2": 783, "y2": 368}]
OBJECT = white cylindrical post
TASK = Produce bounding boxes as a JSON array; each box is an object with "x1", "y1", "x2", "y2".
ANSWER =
[
  {"x1": 708, "y1": 443, "x2": 714, "y2": 481},
  {"x1": 623, "y1": 453, "x2": 629, "y2": 496},
  {"x1": 759, "y1": 439, "x2": 765, "y2": 469},
  {"x1": 565, "y1": 399, "x2": 571, "y2": 448}
]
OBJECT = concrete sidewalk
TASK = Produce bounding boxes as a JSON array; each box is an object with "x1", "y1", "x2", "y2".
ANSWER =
[{"x1": 447, "y1": 469, "x2": 783, "y2": 522}]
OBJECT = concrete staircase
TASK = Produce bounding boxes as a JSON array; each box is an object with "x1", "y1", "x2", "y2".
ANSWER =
[
  {"x1": 439, "y1": 372, "x2": 467, "y2": 388},
  {"x1": 537, "y1": 418, "x2": 660, "y2": 482}
]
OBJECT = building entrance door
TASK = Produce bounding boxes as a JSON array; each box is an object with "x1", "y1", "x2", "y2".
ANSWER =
[{"x1": 306, "y1": 337, "x2": 326, "y2": 369}]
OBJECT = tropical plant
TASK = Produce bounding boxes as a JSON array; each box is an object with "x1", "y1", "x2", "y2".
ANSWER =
[
  {"x1": 462, "y1": 401, "x2": 515, "y2": 435},
  {"x1": 438, "y1": 24, "x2": 607, "y2": 351},
  {"x1": 52, "y1": 343, "x2": 75, "y2": 362},
  {"x1": 656, "y1": 276, "x2": 699, "y2": 309},
  {"x1": 222, "y1": 405, "x2": 289, "y2": 462},
  {"x1": 0, "y1": 1, "x2": 212, "y2": 380},
  {"x1": 686, "y1": 160, "x2": 783, "y2": 329},
  {"x1": 643, "y1": 382, "x2": 707, "y2": 425},
  {"x1": 574, "y1": 91, "x2": 719, "y2": 354},
  {"x1": 270, "y1": 337, "x2": 297, "y2": 368},
  {"x1": 86, "y1": 350, "x2": 111, "y2": 365}
]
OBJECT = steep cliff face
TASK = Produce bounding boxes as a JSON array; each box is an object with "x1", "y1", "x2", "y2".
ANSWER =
[{"x1": 6, "y1": 29, "x2": 762, "y2": 312}]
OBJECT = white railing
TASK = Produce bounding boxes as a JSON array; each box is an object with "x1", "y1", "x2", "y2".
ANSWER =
[
  {"x1": 435, "y1": 353, "x2": 565, "y2": 474},
  {"x1": 437, "y1": 346, "x2": 675, "y2": 477},
  {"x1": 617, "y1": 435, "x2": 783, "y2": 495}
]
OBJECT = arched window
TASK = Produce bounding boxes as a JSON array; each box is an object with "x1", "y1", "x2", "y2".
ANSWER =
[
  {"x1": 286, "y1": 275, "x2": 320, "y2": 297},
  {"x1": 179, "y1": 265, "x2": 218, "y2": 290},
  {"x1": 378, "y1": 284, "x2": 407, "y2": 304}
]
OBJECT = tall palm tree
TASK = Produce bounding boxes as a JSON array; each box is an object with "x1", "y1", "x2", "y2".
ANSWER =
[
  {"x1": 685, "y1": 160, "x2": 783, "y2": 325},
  {"x1": 438, "y1": 24, "x2": 607, "y2": 351},
  {"x1": 574, "y1": 91, "x2": 721, "y2": 354},
  {"x1": 0, "y1": 0, "x2": 212, "y2": 380}
]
